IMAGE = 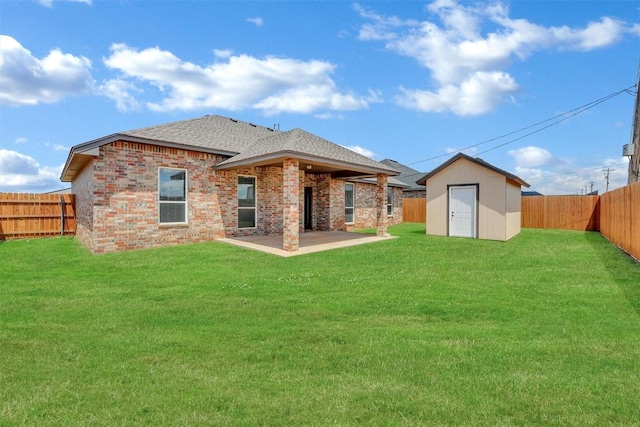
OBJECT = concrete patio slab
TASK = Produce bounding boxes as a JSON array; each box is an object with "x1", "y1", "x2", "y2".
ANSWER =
[{"x1": 219, "y1": 231, "x2": 396, "y2": 257}]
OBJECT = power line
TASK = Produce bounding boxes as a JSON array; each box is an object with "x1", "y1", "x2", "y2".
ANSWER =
[
  {"x1": 526, "y1": 161, "x2": 628, "y2": 187},
  {"x1": 408, "y1": 84, "x2": 637, "y2": 166},
  {"x1": 533, "y1": 161, "x2": 628, "y2": 181}
]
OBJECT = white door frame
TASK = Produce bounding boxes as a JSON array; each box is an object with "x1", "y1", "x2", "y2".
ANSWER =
[{"x1": 448, "y1": 185, "x2": 477, "y2": 238}]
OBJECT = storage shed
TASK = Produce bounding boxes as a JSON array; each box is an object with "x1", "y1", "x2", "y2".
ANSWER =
[{"x1": 416, "y1": 153, "x2": 530, "y2": 241}]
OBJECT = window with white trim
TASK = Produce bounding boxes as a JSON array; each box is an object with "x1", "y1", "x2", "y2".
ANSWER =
[
  {"x1": 345, "y1": 182, "x2": 354, "y2": 223},
  {"x1": 387, "y1": 186, "x2": 393, "y2": 216},
  {"x1": 159, "y1": 167, "x2": 187, "y2": 224},
  {"x1": 238, "y1": 175, "x2": 256, "y2": 228}
]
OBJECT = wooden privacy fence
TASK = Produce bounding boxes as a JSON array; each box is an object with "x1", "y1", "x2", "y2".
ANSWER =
[
  {"x1": 520, "y1": 185, "x2": 639, "y2": 261},
  {"x1": 0, "y1": 193, "x2": 76, "y2": 240},
  {"x1": 402, "y1": 198, "x2": 426, "y2": 223},
  {"x1": 521, "y1": 195, "x2": 600, "y2": 231},
  {"x1": 600, "y1": 182, "x2": 640, "y2": 262},
  {"x1": 406, "y1": 189, "x2": 638, "y2": 260}
]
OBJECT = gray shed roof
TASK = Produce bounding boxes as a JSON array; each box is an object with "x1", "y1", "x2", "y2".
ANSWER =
[{"x1": 416, "y1": 152, "x2": 530, "y2": 188}]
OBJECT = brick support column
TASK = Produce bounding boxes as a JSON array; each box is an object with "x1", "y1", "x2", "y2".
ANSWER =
[
  {"x1": 283, "y1": 158, "x2": 300, "y2": 251},
  {"x1": 210, "y1": 172, "x2": 226, "y2": 239},
  {"x1": 376, "y1": 173, "x2": 388, "y2": 237}
]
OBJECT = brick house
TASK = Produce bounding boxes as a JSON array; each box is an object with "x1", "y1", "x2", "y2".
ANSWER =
[{"x1": 61, "y1": 115, "x2": 403, "y2": 253}]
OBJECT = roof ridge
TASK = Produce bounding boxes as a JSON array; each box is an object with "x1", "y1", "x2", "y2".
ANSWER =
[{"x1": 121, "y1": 114, "x2": 276, "y2": 135}]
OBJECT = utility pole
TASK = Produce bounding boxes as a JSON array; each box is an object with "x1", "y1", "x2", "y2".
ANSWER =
[{"x1": 603, "y1": 168, "x2": 614, "y2": 192}]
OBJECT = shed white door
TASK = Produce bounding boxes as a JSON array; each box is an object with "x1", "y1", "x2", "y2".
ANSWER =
[{"x1": 449, "y1": 186, "x2": 477, "y2": 238}]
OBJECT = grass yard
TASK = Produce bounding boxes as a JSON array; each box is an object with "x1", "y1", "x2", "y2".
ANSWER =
[{"x1": 1, "y1": 223, "x2": 639, "y2": 425}]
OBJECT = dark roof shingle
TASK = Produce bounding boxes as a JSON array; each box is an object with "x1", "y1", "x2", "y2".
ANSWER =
[
  {"x1": 216, "y1": 128, "x2": 398, "y2": 174},
  {"x1": 121, "y1": 115, "x2": 276, "y2": 154},
  {"x1": 380, "y1": 159, "x2": 426, "y2": 191},
  {"x1": 62, "y1": 115, "x2": 399, "y2": 181}
]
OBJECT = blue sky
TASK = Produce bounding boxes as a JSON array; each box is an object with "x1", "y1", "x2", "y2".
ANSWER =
[{"x1": 1, "y1": 0, "x2": 639, "y2": 194}]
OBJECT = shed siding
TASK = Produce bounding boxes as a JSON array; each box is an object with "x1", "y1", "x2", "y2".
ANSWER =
[
  {"x1": 478, "y1": 174, "x2": 507, "y2": 241},
  {"x1": 426, "y1": 173, "x2": 448, "y2": 237},
  {"x1": 426, "y1": 157, "x2": 523, "y2": 241},
  {"x1": 505, "y1": 180, "x2": 522, "y2": 240}
]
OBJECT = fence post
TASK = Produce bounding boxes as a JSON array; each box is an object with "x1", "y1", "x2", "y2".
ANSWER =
[{"x1": 60, "y1": 195, "x2": 65, "y2": 236}]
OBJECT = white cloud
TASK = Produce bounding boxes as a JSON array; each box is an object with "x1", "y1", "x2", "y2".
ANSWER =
[
  {"x1": 508, "y1": 146, "x2": 554, "y2": 168},
  {"x1": 102, "y1": 43, "x2": 375, "y2": 115},
  {"x1": 0, "y1": 35, "x2": 93, "y2": 106},
  {"x1": 214, "y1": 49, "x2": 233, "y2": 59},
  {"x1": 44, "y1": 142, "x2": 71, "y2": 152},
  {"x1": 0, "y1": 149, "x2": 64, "y2": 192},
  {"x1": 314, "y1": 112, "x2": 345, "y2": 120},
  {"x1": 550, "y1": 17, "x2": 627, "y2": 51},
  {"x1": 512, "y1": 153, "x2": 629, "y2": 195},
  {"x1": 98, "y1": 78, "x2": 141, "y2": 112},
  {"x1": 247, "y1": 17, "x2": 264, "y2": 27},
  {"x1": 36, "y1": 0, "x2": 91, "y2": 7},
  {"x1": 353, "y1": 3, "x2": 418, "y2": 41},
  {"x1": 356, "y1": 1, "x2": 639, "y2": 115},
  {"x1": 15, "y1": 137, "x2": 27, "y2": 145},
  {"x1": 341, "y1": 144, "x2": 378, "y2": 159},
  {"x1": 397, "y1": 71, "x2": 518, "y2": 116}
]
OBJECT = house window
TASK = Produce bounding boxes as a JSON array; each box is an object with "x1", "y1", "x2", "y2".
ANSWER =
[
  {"x1": 159, "y1": 167, "x2": 187, "y2": 224},
  {"x1": 387, "y1": 187, "x2": 393, "y2": 216},
  {"x1": 345, "y1": 182, "x2": 354, "y2": 224},
  {"x1": 238, "y1": 175, "x2": 256, "y2": 228}
]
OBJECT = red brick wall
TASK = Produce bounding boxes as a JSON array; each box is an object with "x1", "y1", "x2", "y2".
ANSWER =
[
  {"x1": 215, "y1": 167, "x2": 285, "y2": 238},
  {"x1": 329, "y1": 179, "x2": 403, "y2": 231},
  {"x1": 403, "y1": 189, "x2": 426, "y2": 199},
  {"x1": 72, "y1": 141, "x2": 401, "y2": 253},
  {"x1": 282, "y1": 158, "x2": 300, "y2": 251},
  {"x1": 84, "y1": 141, "x2": 222, "y2": 253},
  {"x1": 303, "y1": 173, "x2": 331, "y2": 231},
  {"x1": 389, "y1": 186, "x2": 403, "y2": 224},
  {"x1": 71, "y1": 158, "x2": 96, "y2": 252}
]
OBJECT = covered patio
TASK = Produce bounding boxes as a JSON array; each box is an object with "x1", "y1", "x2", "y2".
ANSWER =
[
  {"x1": 215, "y1": 128, "x2": 399, "y2": 253},
  {"x1": 220, "y1": 231, "x2": 396, "y2": 257}
]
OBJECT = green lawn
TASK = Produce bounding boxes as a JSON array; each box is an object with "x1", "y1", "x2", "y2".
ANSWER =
[{"x1": 1, "y1": 224, "x2": 639, "y2": 425}]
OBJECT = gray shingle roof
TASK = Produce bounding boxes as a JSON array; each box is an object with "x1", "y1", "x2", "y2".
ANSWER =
[
  {"x1": 62, "y1": 115, "x2": 399, "y2": 181},
  {"x1": 216, "y1": 128, "x2": 399, "y2": 175},
  {"x1": 380, "y1": 159, "x2": 426, "y2": 191},
  {"x1": 358, "y1": 176, "x2": 409, "y2": 188},
  {"x1": 121, "y1": 115, "x2": 276, "y2": 154}
]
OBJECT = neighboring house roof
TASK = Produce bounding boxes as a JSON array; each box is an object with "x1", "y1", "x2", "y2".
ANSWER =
[
  {"x1": 416, "y1": 152, "x2": 530, "y2": 188},
  {"x1": 522, "y1": 191, "x2": 543, "y2": 196},
  {"x1": 61, "y1": 115, "x2": 398, "y2": 181},
  {"x1": 45, "y1": 188, "x2": 72, "y2": 194},
  {"x1": 357, "y1": 176, "x2": 409, "y2": 188},
  {"x1": 380, "y1": 159, "x2": 425, "y2": 191}
]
